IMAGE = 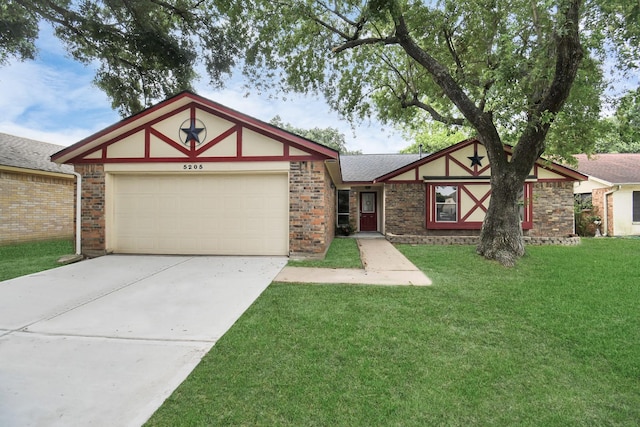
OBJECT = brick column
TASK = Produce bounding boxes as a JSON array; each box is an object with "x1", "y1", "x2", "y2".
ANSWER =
[
  {"x1": 75, "y1": 164, "x2": 107, "y2": 256},
  {"x1": 289, "y1": 161, "x2": 333, "y2": 257}
]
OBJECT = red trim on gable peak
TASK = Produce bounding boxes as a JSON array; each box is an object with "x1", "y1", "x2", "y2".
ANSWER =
[
  {"x1": 376, "y1": 138, "x2": 587, "y2": 183},
  {"x1": 52, "y1": 91, "x2": 338, "y2": 165}
]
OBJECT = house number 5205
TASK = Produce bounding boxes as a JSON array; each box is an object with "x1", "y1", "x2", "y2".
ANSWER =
[{"x1": 183, "y1": 164, "x2": 203, "y2": 170}]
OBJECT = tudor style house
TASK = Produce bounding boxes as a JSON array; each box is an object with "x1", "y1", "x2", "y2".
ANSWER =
[{"x1": 52, "y1": 92, "x2": 585, "y2": 258}]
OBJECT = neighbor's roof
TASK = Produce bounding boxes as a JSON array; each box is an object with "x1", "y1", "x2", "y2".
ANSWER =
[
  {"x1": 573, "y1": 153, "x2": 640, "y2": 184},
  {"x1": 0, "y1": 133, "x2": 73, "y2": 175},
  {"x1": 340, "y1": 153, "x2": 422, "y2": 182}
]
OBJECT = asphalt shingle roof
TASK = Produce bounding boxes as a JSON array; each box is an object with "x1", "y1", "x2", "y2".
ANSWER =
[
  {"x1": 0, "y1": 133, "x2": 73, "y2": 175},
  {"x1": 340, "y1": 153, "x2": 423, "y2": 182},
  {"x1": 573, "y1": 153, "x2": 640, "y2": 184}
]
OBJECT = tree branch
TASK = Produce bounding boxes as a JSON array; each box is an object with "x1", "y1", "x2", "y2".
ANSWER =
[
  {"x1": 332, "y1": 35, "x2": 399, "y2": 53},
  {"x1": 512, "y1": 0, "x2": 583, "y2": 176},
  {"x1": 401, "y1": 96, "x2": 465, "y2": 126},
  {"x1": 391, "y1": 3, "x2": 498, "y2": 139}
]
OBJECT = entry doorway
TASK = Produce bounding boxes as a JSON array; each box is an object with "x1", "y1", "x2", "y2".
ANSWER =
[{"x1": 360, "y1": 192, "x2": 377, "y2": 231}]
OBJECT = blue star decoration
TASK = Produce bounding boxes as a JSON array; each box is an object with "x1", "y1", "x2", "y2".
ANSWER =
[
  {"x1": 181, "y1": 119, "x2": 205, "y2": 145},
  {"x1": 468, "y1": 150, "x2": 484, "y2": 167}
]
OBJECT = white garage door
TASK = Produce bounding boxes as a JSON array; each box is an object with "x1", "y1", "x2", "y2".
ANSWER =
[{"x1": 112, "y1": 174, "x2": 289, "y2": 255}]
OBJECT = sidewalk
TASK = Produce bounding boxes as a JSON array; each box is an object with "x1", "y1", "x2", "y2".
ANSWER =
[{"x1": 275, "y1": 238, "x2": 431, "y2": 286}]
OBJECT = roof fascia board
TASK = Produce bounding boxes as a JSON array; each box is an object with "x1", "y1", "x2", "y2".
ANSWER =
[
  {"x1": 0, "y1": 164, "x2": 74, "y2": 179},
  {"x1": 375, "y1": 138, "x2": 479, "y2": 182}
]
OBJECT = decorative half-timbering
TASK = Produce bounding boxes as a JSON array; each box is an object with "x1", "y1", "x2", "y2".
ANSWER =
[
  {"x1": 339, "y1": 138, "x2": 586, "y2": 239},
  {"x1": 52, "y1": 91, "x2": 339, "y2": 258}
]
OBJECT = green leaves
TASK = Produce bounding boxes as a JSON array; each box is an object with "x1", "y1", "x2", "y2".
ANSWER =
[
  {"x1": 9, "y1": 0, "x2": 244, "y2": 116},
  {"x1": 0, "y1": 0, "x2": 38, "y2": 64}
]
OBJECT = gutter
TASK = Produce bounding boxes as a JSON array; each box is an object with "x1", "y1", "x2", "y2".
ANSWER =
[
  {"x1": 72, "y1": 171, "x2": 82, "y2": 255},
  {"x1": 603, "y1": 185, "x2": 621, "y2": 236}
]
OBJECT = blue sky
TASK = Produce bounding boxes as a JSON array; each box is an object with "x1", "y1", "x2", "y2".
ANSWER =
[{"x1": 0, "y1": 24, "x2": 407, "y2": 153}]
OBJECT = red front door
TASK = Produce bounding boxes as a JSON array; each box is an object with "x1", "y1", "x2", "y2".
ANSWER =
[{"x1": 360, "y1": 192, "x2": 377, "y2": 231}]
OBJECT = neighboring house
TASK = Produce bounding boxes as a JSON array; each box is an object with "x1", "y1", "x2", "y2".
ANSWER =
[
  {"x1": 573, "y1": 153, "x2": 640, "y2": 236},
  {"x1": 52, "y1": 92, "x2": 586, "y2": 258},
  {"x1": 0, "y1": 133, "x2": 75, "y2": 245}
]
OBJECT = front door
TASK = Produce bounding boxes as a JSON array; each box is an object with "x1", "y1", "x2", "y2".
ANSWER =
[{"x1": 360, "y1": 192, "x2": 377, "y2": 231}]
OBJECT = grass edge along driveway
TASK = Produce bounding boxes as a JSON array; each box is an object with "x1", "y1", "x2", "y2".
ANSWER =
[
  {"x1": 146, "y1": 238, "x2": 640, "y2": 426},
  {"x1": 0, "y1": 239, "x2": 74, "y2": 282}
]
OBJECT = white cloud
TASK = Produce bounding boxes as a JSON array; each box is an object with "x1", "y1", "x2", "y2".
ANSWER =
[
  {"x1": 198, "y1": 84, "x2": 409, "y2": 153},
  {"x1": 0, "y1": 24, "x2": 409, "y2": 152}
]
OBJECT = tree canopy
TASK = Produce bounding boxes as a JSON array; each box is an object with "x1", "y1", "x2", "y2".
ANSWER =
[
  {"x1": 2, "y1": 0, "x2": 244, "y2": 116},
  {"x1": 595, "y1": 87, "x2": 640, "y2": 153}
]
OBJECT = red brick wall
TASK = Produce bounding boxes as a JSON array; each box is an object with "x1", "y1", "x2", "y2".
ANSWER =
[
  {"x1": 289, "y1": 160, "x2": 334, "y2": 256},
  {"x1": 384, "y1": 183, "x2": 426, "y2": 235},
  {"x1": 0, "y1": 170, "x2": 74, "y2": 245},
  {"x1": 528, "y1": 181, "x2": 576, "y2": 236},
  {"x1": 592, "y1": 186, "x2": 614, "y2": 235},
  {"x1": 383, "y1": 180, "x2": 575, "y2": 237},
  {"x1": 75, "y1": 161, "x2": 334, "y2": 257},
  {"x1": 75, "y1": 164, "x2": 106, "y2": 256}
]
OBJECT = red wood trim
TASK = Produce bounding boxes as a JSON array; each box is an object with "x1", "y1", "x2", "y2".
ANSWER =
[
  {"x1": 148, "y1": 127, "x2": 192, "y2": 157},
  {"x1": 51, "y1": 92, "x2": 195, "y2": 162},
  {"x1": 237, "y1": 126, "x2": 243, "y2": 157},
  {"x1": 69, "y1": 154, "x2": 326, "y2": 164},
  {"x1": 195, "y1": 125, "x2": 238, "y2": 156},
  {"x1": 448, "y1": 155, "x2": 474, "y2": 176},
  {"x1": 460, "y1": 186, "x2": 490, "y2": 222},
  {"x1": 145, "y1": 129, "x2": 150, "y2": 158}
]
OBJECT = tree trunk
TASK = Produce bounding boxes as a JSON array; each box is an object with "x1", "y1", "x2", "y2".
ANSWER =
[{"x1": 476, "y1": 172, "x2": 525, "y2": 267}]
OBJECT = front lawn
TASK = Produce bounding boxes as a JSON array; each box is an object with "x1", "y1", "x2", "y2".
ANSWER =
[
  {"x1": 0, "y1": 239, "x2": 74, "y2": 282},
  {"x1": 146, "y1": 238, "x2": 640, "y2": 426},
  {"x1": 287, "y1": 236, "x2": 362, "y2": 268}
]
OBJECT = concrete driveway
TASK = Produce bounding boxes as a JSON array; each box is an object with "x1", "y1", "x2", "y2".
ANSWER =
[{"x1": 0, "y1": 255, "x2": 287, "y2": 427}]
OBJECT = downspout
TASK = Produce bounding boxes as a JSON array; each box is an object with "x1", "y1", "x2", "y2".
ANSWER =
[
  {"x1": 603, "y1": 185, "x2": 621, "y2": 237},
  {"x1": 72, "y1": 171, "x2": 82, "y2": 255}
]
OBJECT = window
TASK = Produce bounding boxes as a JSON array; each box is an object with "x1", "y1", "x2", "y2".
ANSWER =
[
  {"x1": 337, "y1": 190, "x2": 350, "y2": 226},
  {"x1": 633, "y1": 192, "x2": 640, "y2": 222},
  {"x1": 435, "y1": 186, "x2": 457, "y2": 222}
]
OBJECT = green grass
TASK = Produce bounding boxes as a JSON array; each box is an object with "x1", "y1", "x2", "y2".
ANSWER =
[
  {"x1": 0, "y1": 239, "x2": 74, "y2": 282},
  {"x1": 287, "y1": 237, "x2": 362, "y2": 268},
  {"x1": 146, "y1": 238, "x2": 640, "y2": 426}
]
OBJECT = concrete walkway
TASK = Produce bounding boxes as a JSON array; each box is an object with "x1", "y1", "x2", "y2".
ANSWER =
[{"x1": 275, "y1": 238, "x2": 431, "y2": 286}]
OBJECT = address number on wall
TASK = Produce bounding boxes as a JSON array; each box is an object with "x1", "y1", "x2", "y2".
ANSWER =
[{"x1": 183, "y1": 164, "x2": 204, "y2": 170}]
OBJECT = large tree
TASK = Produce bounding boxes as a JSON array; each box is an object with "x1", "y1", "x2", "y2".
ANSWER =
[
  {"x1": 234, "y1": 0, "x2": 637, "y2": 265},
  {"x1": 2, "y1": 1, "x2": 637, "y2": 265}
]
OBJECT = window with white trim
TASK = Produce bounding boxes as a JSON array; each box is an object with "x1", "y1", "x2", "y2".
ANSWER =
[
  {"x1": 633, "y1": 191, "x2": 640, "y2": 222},
  {"x1": 435, "y1": 185, "x2": 458, "y2": 222}
]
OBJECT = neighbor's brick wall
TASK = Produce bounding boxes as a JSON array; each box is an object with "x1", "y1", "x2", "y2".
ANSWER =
[
  {"x1": 0, "y1": 170, "x2": 74, "y2": 245},
  {"x1": 75, "y1": 164, "x2": 106, "y2": 256},
  {"x1": 592, "y1": 187, "x2": 614, "y2": 235},
  {"x1": 289, "y1": 160, "x2": 333, "y2": 256},
  {"x1": 384, "y1": 183, "x2": 426, "y2": 235},
  {"x1": 529, "y1": 181, "x2": 575, "y2": 237}
]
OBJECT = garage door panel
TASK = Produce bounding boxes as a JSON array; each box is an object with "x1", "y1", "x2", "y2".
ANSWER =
[{"x1": 112, "y1": 174, "x2": 288, "y2": 255}]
